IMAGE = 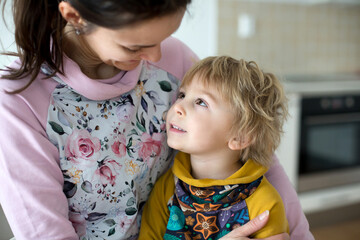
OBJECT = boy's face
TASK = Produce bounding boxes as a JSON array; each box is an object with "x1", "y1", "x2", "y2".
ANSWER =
[{"x1": 166, "y1": 77, "x2": 236, "y2": 156}]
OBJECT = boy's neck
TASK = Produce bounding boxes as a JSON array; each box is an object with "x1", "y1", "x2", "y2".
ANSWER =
[{"x1": 189, "y1": 152, "x2": 243, "y2": 180}]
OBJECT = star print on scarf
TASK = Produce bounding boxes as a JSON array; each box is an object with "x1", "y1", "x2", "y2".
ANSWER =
[{"x1": 164, "y1": 176, "x2": 263, "y2": 240}]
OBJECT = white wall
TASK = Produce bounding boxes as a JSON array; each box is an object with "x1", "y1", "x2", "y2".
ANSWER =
[
  {"x1": 172, "y1": 0, "x2": 218, "y2": 59},
  {"x1": 0, "y1": 0, "x2": 16, "y2": 69}
]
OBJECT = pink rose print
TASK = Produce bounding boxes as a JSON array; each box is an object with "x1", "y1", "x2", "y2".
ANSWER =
[
  {"x1": 116, "y1": 102, "x2": 135, "y2": 123},
  {"x1": 65, "y1": 129, "x2": 101, "y2": 168},
  {"x1": 69, "y1": 212, "x2": 87, "y2": 237},
  {"x1": 111, "y1": 135, "x2": 127, "y2": 158},
  {"x1": 95, "y1": 158, "x2": 122, "y2": 186},
  {"x1": 118, "y1": 214, "x2": 133, "y2": 233},
  {"x1": 138, "y1": 132, "x2": 164, "y2": 168}
]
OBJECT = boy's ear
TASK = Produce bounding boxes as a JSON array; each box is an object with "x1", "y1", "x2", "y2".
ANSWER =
[{"x1": 228, "y1": 136, "x2": 251, "y2": 151}]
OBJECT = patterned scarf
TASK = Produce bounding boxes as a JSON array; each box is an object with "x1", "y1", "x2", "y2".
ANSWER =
[{"x1": 164, "y1": 176, "x2": 263, "y2": 240}]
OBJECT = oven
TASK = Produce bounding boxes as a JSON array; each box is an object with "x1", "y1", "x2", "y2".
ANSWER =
[
  {"x1": 298, "y1": 94, "x2": 360, "y2": 192},
  {"x1": 275, "y1": 74, "x2": 360, "y2": 213}
]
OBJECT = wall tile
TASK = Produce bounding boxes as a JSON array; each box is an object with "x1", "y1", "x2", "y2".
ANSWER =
[{"x1": 218, "y1": 0, "x2": 360, "y2": 75}]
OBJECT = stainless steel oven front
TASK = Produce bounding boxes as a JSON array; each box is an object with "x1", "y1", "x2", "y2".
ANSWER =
[
  {"x1": 298, "y1": 94, "x2": 360, "y2": 192},
  {"x1": 276, "y1": 75, "x2": 360, "y2": 213}
]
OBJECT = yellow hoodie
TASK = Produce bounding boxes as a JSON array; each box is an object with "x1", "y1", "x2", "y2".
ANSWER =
[{"x1": 139, "y1": 152, "x2": 289, "y2": 239}]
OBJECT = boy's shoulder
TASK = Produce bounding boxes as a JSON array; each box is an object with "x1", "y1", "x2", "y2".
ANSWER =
[
  {"x1": 151, "y1": 167, "x2": 176, "y2": 201},
  {"x1": 157, "y1": 167, "x2": 175, "y2": 185},
  {"x1": 248, "y1": 176, "x2": 285, "y2": 209},
  {"x1": 246, "y1": 176, "x2": 289, "y2": 237},
  {"x1": 256, "y1": 176, "x2": 282, "y2": 197}
]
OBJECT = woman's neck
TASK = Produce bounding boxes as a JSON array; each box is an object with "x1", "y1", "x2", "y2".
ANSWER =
[
  {"x1": 63, "y1": 25, "x2": 121, "y2": 79},
  {"x1": 190, "y1": 152, "x2": 243, "y2": 180}
]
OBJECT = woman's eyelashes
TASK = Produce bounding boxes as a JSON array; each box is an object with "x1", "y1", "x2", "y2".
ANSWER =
[{"x1": 124, "y1": 46, "x2": 141, "y2": 53}]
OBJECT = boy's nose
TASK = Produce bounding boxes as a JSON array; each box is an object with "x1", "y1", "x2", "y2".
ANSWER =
[{"x1": 173, "y1": 103, "x2": 185, "y2": 116}]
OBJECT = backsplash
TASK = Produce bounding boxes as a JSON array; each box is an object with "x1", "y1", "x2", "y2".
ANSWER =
[{"x1": 218, "y1": 0, "x2": 360, "y2": 75}]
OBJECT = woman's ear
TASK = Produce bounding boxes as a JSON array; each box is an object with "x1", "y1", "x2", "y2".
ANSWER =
[
  {"x1": 228, "y1": 136, "x2": 251, "y2": 151},
  {"x1": 58, "y1": 1, "x2": 83, "y2": 27}
]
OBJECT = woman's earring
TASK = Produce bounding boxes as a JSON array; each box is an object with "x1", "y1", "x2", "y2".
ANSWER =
[{"x1": 75, "y1": 28, "x2": 81, "y2": 35}]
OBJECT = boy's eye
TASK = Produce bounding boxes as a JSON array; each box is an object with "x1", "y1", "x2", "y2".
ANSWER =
[
  {"x1": 177, "y1": 92, "x2": 185, "y2": 99},
  {"x1": 195, "y1": 98, "x2": 208, "y2": 107}
]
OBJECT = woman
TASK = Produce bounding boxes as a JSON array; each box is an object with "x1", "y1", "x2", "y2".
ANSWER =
[{"x1": 0, "y1": 0, "x2": 312, "y2": 239}]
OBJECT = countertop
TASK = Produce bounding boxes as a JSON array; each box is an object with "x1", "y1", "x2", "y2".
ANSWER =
[{"x1": 281, "y1": 73, "x2": 360, "y2": 95}]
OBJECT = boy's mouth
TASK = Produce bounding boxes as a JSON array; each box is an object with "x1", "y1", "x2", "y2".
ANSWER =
[{"x1": 170, "y1": 124, "x2": 187, "y2": 132}]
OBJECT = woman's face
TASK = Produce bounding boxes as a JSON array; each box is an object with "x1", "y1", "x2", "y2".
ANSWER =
[{"x1": 82, "y1": 10, "x2": 185, "y2": 71}]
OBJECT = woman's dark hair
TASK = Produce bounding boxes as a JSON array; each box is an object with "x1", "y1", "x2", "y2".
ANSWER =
[{"x1": 0, "y1": 0, "x2": 191, "y2": 93}]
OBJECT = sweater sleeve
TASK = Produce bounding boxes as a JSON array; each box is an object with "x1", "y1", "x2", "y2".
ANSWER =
[
  {"x1": 0, "y1": 71, "x2": 79, "y2": 239},
  {"x1": 138, "y1": 169, "x2": 175, "y2": 240},
  {"x1": 246, "y1": 177, "x2": 289, "y2": 238},
  {"x1": 265, "y1": 155, "x2": 315, "y2": 240},
  {"x1": 152, "y1": 37, "x2": 199, "y2": 81}
]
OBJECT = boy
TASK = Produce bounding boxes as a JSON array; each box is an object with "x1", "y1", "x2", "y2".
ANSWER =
[{"x1": 139, "y1": 56, "x2": 289, "y2": 239}]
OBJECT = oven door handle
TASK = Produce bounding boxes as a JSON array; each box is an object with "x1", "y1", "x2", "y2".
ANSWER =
[{"x1": 304, "y1": 112, "x2": 360, "y2": 125}]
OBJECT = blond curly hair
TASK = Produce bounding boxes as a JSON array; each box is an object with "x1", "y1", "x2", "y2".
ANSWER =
[{"x1": 181, "y1": 56, "x2": 288, "y2": 167}]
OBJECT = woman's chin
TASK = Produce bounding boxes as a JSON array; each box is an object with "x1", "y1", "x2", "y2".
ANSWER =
[{"x1": 113, "y1": 60, "x2": 141, "y2": 71}]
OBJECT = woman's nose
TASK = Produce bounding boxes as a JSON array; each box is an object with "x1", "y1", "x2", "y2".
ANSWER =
[{"x1": 139, "y1": 45, "x2": 162, "y2": 62}]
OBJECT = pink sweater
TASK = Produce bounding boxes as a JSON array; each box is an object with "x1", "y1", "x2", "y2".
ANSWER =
[{"x1": 0, "y1": 37, "x2": 313, "y2": 239}]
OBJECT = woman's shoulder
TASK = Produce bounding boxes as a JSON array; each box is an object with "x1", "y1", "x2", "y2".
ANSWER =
[
  {"x1": 0, "y1": 59, "x2": 28, "y2": 92},
  {"x1": 161, "y1": 37, "x2": 195, "y2": 57},
  {"x1": 151, "y1": 37, "x2": 199, "y2": 81},
  {"x1": 0, "y1": 58, "x2": 58, "y2": 117},
  {"x1": 0, "y1": 58, "x2": 56, "y2": 94}
]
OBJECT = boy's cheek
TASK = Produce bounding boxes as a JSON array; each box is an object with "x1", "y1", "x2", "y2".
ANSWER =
[{"x1": 162, "y1": 109, "x2": 169, "y2": 122}]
